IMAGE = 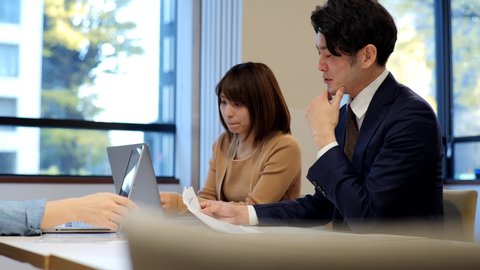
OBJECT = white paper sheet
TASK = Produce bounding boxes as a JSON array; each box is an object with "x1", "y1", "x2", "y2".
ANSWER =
[{"x1": 182, "y1": 186, "x2": 260, "y2": 234}]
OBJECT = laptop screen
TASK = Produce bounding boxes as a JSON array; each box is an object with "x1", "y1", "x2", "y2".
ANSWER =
[{"x1": 119, "y1": 145, "x2": 143, "y2": 197}]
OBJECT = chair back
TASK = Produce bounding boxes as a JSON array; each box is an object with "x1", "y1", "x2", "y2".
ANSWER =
[
  {"x1": 124, "y1": 210, "x2": 480, "y2": 270},
  {"x1": 443, "y1": 189, "x2": 478, "y2": 241}
]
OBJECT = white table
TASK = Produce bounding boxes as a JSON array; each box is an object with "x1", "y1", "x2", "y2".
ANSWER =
[
  {"x1": 0, "y1": 233, "x2": 131, "y2": 270},
  {"x1": 3, "y1": 222, "x2": 480, "y2": 270}
]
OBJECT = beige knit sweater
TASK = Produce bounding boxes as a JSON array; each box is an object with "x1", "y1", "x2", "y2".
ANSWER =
[{"x1": 163, "y1": 132, "x2": 302, "y2": 214}]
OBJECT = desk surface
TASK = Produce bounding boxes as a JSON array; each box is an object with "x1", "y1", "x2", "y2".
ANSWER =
[
  {"x1": 126, "y1": 213, "x2": 480, "y2": 270},
  {"x1": 2, "y1": 223, "x2": 480, "y2": 270},
  {"x1": 1, "y1": 227, "x2": 421, "y2": 270},
  {"x1": 0, "y1": 233, "x2": 131, "y2": 270}
]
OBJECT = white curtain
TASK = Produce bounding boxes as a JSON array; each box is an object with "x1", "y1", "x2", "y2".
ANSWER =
[{"x1": 199, "y1": 0, "x2": 242, "y2": 188}]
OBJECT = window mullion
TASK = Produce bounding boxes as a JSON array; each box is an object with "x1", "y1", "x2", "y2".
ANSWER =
[{"x1": 434, "y1": 0, "x2": 454, "y2": 180}]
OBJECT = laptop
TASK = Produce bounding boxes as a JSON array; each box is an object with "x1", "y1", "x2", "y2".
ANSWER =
[
  {"x1": 107, "y1": 143, "x2": 162, "y2": 208},
  {"x1": 42, "y1": 143, "x2": 162, "y2": 233}
]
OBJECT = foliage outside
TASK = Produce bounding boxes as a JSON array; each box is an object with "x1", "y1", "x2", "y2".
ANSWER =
[
  {"x1": 382, "y1": 0, "x2": 480, "y2": 178},
  {"x1": 40, "y1": 0, "x2": 143, "y2": 174}
]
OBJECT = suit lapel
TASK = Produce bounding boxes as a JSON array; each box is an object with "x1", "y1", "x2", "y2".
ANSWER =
[{"x1": 351, "y1": 73, "x2": 397, "y2": 164}]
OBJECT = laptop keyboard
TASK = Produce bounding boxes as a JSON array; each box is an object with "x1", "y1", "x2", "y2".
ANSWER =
[{"x1": 63, "y1": 221, "x2": 95, "y2": 228}]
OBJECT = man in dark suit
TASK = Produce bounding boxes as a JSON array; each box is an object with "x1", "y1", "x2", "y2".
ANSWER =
[{"x1": 201, "y1": 0, "x2": 444, "y2": 236}]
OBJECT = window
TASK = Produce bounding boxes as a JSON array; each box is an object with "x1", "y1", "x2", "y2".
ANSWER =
[
  {"x1": 0, "y1": 152, "x2": 16, "y2": 174},
  {"x1": 0, "y1": 97, "x2": 17, "y2": 116},
  {"x1": 450, "y1": 0, "x2": 480, "y2": 180},
  {"x1": 382, "y1": 1, "x2": 436, "y2": 111},
  {"x1": 0, "y1": 44, "x2": 19, "y2": 77},
  {"x1": 0, "y1": 0, "x2": 180, "y2": 182},
  {"x1": 381, "y1": 0, "x2": 480, "y2": 181},
  {"x1": 0, "y1": 0, "x2": 20, "y2": 24},
  {"x1": 0, "y1": 97, "x2": 16, "y2": 131}
]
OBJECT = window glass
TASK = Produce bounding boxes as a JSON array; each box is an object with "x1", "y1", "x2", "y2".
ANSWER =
[
  {"x1": 0, "y1": 0, "x2": 20, "y2": 24},
  {"x1": 0, "y1": 44, "x2": 19, "y2": 77},
  {"x1": 451, "y1": 0, "x2": 480, "y2": 180},
  {"x1": 0, "y1": 98, "x2": 16, "y2": 131},
  {"x1": 454, "y1": 142, "x2": 480, "y2": 180},
  {"x1": 0, "y1": 126, "x2": 174, "y2": 176},
  {"x1": 0, "y1": 97, "x2": 17, "y2": 116},
  {"x1": 381, "y1": 0, "x2": 437, "y2": 111},
  {"x1": 41, "y1": 0, "x2": 161, "y2": 124},
  {"x1": 0, "y1": 0, "x2": 176, "y2": 178},
  {"x1": 382, "y1": 0, "x2": 480, "y2": 181},
  {"x1": 160, "y1": 85, "x2": 175, "y2": 123},
  {"x1": 162, "y1": 36, "x2": 175, "y2": 73},
  {"x1": 0, "y1": 152, "x2": 16, "y2": 174},
  {"x1": 162, "y1": 0, "x2": 175, "y2": 24},
  {"x1": 451, "y1": 1, "x2": 480, "y2": 137}
]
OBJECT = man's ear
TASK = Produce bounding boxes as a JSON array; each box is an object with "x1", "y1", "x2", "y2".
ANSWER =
[{"x1": 360, "y1": 44, "x2": 377, "y2": 68}]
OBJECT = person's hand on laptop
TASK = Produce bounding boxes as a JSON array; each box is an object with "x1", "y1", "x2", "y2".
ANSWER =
[{"x1": 41, "y1": 192, "x2": 138, "y2": 231}]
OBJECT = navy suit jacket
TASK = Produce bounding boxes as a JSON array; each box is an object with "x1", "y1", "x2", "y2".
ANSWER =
[{"x1": 254, "y1": 73, "x2": 444, "y2": 235}]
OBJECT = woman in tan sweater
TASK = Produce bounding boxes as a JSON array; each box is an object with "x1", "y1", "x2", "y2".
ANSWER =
[{"x1": 161, "y1": 62, "x2": 301, "y2": 214}]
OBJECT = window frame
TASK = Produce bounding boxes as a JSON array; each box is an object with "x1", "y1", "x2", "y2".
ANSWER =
[{"x1": 0, "y1": 116, "x2": 178, "y2": 184}]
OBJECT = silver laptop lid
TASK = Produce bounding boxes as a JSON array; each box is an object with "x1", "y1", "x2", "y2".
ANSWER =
[{"x1": 107, "y1": 143, "x2": 162, "y2": 209}]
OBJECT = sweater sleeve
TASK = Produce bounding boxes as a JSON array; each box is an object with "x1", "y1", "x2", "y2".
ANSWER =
[{"x1": 163, "y1": 192, "x2": 190, "y2": 215}]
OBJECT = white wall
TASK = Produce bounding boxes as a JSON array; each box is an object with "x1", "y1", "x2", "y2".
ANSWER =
[{"x1": 242, "y1": 0, "x2": 323, "y2": 195}]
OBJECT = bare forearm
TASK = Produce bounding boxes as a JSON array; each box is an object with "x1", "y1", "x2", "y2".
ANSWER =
[
  {"x1": 41, "y1": 198, "x2": 78, "y2": 229},
  {"x1": 40, "y1": 193, "x2": 137, "y2": 231}
]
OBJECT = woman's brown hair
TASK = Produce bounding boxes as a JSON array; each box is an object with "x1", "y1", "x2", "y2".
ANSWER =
[{"x1": 215, "y1": 62, "x2": 291, "y2": 145}]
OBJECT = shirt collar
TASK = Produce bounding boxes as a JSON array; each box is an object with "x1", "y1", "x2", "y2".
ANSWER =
[{"x1": 349, "y1": 69, "x2": 389, "y2": 122}]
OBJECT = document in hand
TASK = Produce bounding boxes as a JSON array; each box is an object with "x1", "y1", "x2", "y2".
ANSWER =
[{"x1": 182, "y1": 187, "x2": 260, "y2": 234}]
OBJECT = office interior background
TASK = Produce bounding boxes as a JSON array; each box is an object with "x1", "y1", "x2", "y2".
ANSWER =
[{"x1": 0, "y1": 0, "x2": 479, "y2": 239}]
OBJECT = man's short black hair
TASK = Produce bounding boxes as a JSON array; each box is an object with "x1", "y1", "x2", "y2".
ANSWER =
[{"x1": 311, "y1": 0, "x2": 397, "y2": 66}]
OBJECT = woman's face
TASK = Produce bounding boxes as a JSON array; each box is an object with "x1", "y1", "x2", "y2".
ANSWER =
[{"x1": 219, "y1": 94, "x2": 251, "y2": 139}]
